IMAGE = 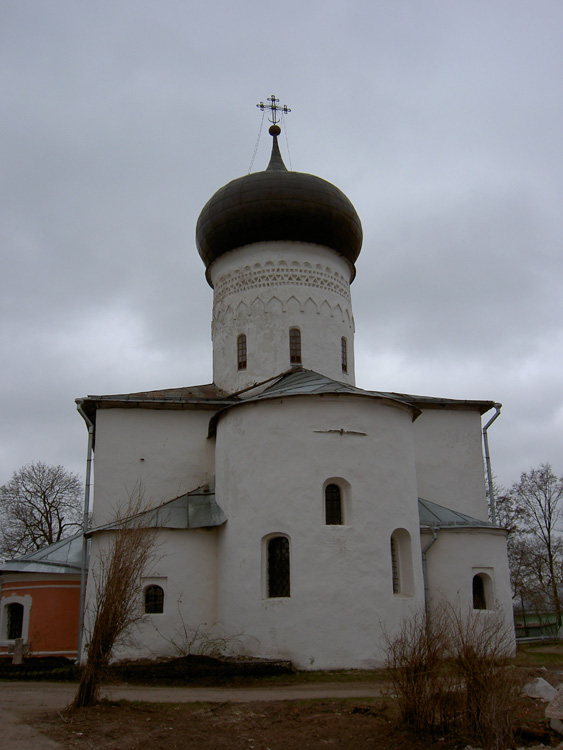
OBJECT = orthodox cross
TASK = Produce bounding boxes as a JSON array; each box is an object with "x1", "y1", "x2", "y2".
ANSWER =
[{"x1": 256, "y1": 95, "x2": 291, "y2": 125}]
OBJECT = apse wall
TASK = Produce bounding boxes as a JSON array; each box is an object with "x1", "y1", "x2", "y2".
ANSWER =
[{"x1": 213, "y1": 394, "x2": 426, "y2": 669}]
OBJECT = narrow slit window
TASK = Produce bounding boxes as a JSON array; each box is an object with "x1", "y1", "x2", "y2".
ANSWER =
[
  {"x1": 268, "y1": 537, "x2": 290, "y2": 597},
  {"x1": 289, "y1": 328, "x2": 302, "y2": 364},
  {"x1": 237, "y1": 334, "x2": 247, "y2": 370},
  {"x1": 391, "y1": 537, "x2": 400, "y2": 594},
  {"x1": 390, "y1": 529, "x2": 413, "y2": 596},
  {"x1": 325, "y1": 483, "x2": 343, "y2": 525},
  {"x1": 144, "y1": 585, "x2": 164, "y2": 614},
  {"x1": 341, "y1": 337, "x2": 348, "y2": 373}
]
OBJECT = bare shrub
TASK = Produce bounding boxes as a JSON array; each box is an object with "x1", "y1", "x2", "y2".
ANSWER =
[
  {"x1": 382, "y1": 608, "x2": 457, "y2": 734},
  {"x1": 152, "y1": 601, "x2": 251, "y2": 658},
  {"x1": 383, "y1": 604, "x2": 520, "y2": 749},
  {"x1": 446, "y1": 606, "x2": 520, "y2": 750},
  {"x1": 72, "y1": 492, "x2": 159, "y2": 708}
]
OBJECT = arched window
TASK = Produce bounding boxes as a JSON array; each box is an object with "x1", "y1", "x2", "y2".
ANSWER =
[
  {"x1": 144, "y1": 585, "x2": 164, "y2": 614},
  {"x1": 237, "y1": 334, "x2": 247, "y2": 370},
  {"x1": 268, "y1": 536, "x2": 290, "y2": 597},
  {"x1": 473, "y1": 575, "x2": 486, "y2": 609},
  {"x1": 341, "y1": 337, "x2": 348, "y2": 374},
  {"x1": 6, "y1": 602, "x2": 24, "y2": 640},
  {"x1": 390, "y1": 529, "x2": 414, "y2": 596},
  {"x1": 289, "y1": 328, "x2": 301, "y2": 364},
  {"x1": 325, "y1": 483, "x2": 343, "y2": 525}
]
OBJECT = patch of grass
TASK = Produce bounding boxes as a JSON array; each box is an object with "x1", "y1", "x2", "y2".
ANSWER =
[{"x1": 514, "y1": 642, "x2": 563, "y2": 668}]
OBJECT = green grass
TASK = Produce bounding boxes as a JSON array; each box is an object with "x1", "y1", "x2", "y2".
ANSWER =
[{"x1": 514, "y1": 641, "x2": 563, "y2": 668}]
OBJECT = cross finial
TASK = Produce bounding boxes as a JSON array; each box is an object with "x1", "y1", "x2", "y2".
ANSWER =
[{"x1": 256, "y1": 94, "x2": 291, "y2": 133}]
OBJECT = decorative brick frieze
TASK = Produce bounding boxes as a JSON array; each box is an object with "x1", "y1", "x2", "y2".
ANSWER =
[{"x1": 213, "y1": 261, "x2": 351, "y2": 305}]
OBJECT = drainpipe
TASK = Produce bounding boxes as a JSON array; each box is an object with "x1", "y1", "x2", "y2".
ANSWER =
[
  {"x1": 483, "y1": 403, "x2": 502, "y2": 525},
  {"x1": 421, "y1": 528, "x2": 438, "y2": 617},
  {"x1": 76, "y1": 401, "x2": 94, "y2": 663}
]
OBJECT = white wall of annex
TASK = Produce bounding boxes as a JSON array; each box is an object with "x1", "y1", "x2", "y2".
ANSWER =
[
  {"x1": 83, "y1": 528, "x2": 218, "y2": 662},
  {"x1": 214, "y1": 395, "x2": 425, "y2": 669},
  {"x1": 421, "y1": 526, "x2": 514, "y2": 646},
  {"x1": 92, "y1": 409, "x2": 216, "y2": 525},
  {"x1": 413, "y1": 409, "x2": 489, "y2": 520}
]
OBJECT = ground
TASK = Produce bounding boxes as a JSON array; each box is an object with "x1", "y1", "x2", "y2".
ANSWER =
[
  {"x1": 4, "y1": 644, "x2": 563, "y2": 750},
  {"x1": 29, "y1": 695, "x2": 560, "y2": 750}
]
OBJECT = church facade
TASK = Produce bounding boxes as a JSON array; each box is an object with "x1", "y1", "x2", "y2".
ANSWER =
[{"x1": 77, "y1": 121, "x2": 513, "y2": 669}]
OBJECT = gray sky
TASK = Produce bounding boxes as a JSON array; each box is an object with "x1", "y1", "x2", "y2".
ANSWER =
[{"x1": 1, "y1": 0, "x2": 562, "y2": 491}]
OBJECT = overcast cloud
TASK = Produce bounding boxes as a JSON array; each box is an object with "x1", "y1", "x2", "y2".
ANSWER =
[{"x1": 1, "y1": 0, "x2": 562, "y2": 491}]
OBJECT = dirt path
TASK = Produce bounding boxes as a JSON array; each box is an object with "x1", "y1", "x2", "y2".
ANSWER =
[{"x1": 0, "y1": 681, "x2": 387, "y2": 750}]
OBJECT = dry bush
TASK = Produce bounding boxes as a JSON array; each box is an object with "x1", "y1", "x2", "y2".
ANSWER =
[
  {"x1": 383, "y1": 604, "x2": 520, "y2": 750},
  {"x1": 72, "y1": 492, "x2": 159, "y2": 708},
  {"x1": 382, "y1": 608, "x2": 458, "y2": 734},
  {"x1": 446, "y1": 606, "x2": 520, "y2": 750},
  {"x1": 152, "y1": 598, "x2": 251, "y2": 658}
]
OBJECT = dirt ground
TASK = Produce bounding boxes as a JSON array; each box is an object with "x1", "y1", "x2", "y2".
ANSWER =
[
  {"x1": 4, "y1": 645, "x2": 563, "y2": 750},
  {"x1": 23, "y1": 691, "x2": 561, "y2": 750}
]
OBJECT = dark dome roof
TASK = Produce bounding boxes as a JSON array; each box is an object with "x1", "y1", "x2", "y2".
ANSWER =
[{"x1": 196, "y1": 136, "x2": 363, "y2": 274}]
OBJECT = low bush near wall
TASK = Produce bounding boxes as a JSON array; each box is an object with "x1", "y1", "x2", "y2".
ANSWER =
[
  {"x1": 0, "y1": 654, "x2": 293, "y2": 684},
  {"x1": 0, "y1": 656, "x2": 79, "y2": 681},
  {"x1": 383, "y1": 605, "x2": 521, "y2": 750}
]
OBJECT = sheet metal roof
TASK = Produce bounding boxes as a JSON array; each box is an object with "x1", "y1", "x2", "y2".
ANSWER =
[
  {"x1": 207, "y1": 368, "x2": 422, "y2": 435},
  {"x1": 247, "y1": 368, "x2": 410, "y2": 402},
  {"x1": 88, "y1": 486, "x2": 226, "y2": 534},
  {"x1": 77, "y1": 383, "x2": 239, "y2": 426},
  {"x1": 77, "y1": 368, "x2": 496, "y2": 436},
  {"x1": 0, "y1": 533, "x2": 84, "y2": 575},
  {"x1": 418, "y1": 497, "x2": 494, "y2": 528}
]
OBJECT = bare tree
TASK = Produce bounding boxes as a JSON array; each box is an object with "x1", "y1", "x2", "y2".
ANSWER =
[
  {"x1": 0, "y1": 462, "x2": 83, "y2": 559},
  {"x1": 72, "y1": 493, "x2": 158, "y2": 708},
  {"x1": 510, "y1": 463, "x2": 563, "y2": 626},
  {"x1": 494, "y1": 486, "x2": 529, "y2": 600}
]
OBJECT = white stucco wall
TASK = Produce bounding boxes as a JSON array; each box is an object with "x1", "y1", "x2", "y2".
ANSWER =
[
  {"x1": 421, "y1": 526, "x2": 514, "y2": 647},
  {"x1": 214, "y1": 394, "x2": 425, "y2": 669},
  {"x1": 92, "y1": 408, "x2": 216, "y2": 525},
  {"x1": 83, "y1": 528, "x2": 219, "y2": 662},
  {"x1": 209, "y1": 242, "x2": 356, "y2": 392},
  {"x1": 413, "y1": 409, "x2": 489, "y2": 520}
]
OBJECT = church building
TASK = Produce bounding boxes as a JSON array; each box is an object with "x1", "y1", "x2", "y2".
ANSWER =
[{"x1": 76, "y1": 102, "x2": 513, "y2": 669}]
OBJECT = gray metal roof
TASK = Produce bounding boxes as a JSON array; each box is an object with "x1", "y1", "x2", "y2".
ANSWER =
[
  {"x1": 207, "y1": 368, "x2": 420, "y2": 436},
  {"x1": 89, "y1": 486, "x2": 226, "y2": 534},
  {"x1": 249, "y1": 368, "x2": 407, "y2": 401},
  {"x1": 0, "y1": 533, "x2": 85, "y2": 575},
  {"x1": 76, "y1": 383, "x2": 239, "y2": 427},
  {"x1": 418, "y1": 497, "x2": 494, "y2": 528},
  {"x1": 76, "y1": 369, "x2": 495, "y2": 435},
  {"x1": 238, "y1": 369, "x2": 495, "y2": 415}
]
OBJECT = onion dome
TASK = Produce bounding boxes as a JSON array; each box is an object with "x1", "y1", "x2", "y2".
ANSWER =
[{"x1": 196, "y1": 127, "x2": 363, "y2": 277}]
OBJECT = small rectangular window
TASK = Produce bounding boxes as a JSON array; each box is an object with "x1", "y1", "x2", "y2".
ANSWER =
[
  {"x1": 237, "y1": 334, "x2": 247, "y2": 370},
  {"x1": 289, "y1": 328, "x2": 301, "y2": 364},
  {"x1": 341, "y1": 337, "x2": 348, "y2": 373},
  {"x1": 144, "y1": 585, "x2": 164, "y2": 614}
]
